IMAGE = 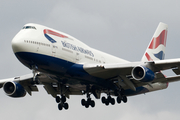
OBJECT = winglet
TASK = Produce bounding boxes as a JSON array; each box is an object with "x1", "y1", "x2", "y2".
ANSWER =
[{"x1": 141, "y1": 22, "x2": 168, "y2": 62}]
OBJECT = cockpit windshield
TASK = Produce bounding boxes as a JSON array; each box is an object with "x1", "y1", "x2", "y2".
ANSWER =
[{"x1": 22, "y1": 26, "x2": 36, "y2": 30}]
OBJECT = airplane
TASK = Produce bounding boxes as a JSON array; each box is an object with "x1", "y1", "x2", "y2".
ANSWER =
[{"x1": 1, "y1": 22, "x2": 180, "y2": 111}]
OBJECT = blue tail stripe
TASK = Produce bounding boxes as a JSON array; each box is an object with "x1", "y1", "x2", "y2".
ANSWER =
[{"x1": 154, "y1": 51, "x2": 165, "y2": 60}]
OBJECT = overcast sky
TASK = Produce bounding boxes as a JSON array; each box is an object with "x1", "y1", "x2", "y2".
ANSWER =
[{"x1": 1, "y1": 0, "x2": 180, "y2": 120}]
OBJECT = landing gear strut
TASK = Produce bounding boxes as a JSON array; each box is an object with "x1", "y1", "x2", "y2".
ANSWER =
[{"x1": 31, "y1": 65, "x2": 40, "y2": 84}]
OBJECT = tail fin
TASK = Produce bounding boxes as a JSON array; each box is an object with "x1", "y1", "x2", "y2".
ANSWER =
[{"x1": 141, "y1": 22, "x2": 168, "y2": 62}]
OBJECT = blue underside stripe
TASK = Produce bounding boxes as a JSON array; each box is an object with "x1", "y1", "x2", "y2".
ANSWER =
[
  {"x1": 124, "y1": 87, "x2": 149, "y2": 96},
  {"x1": 15, "y1": 52, "x2": 75, "y2": 74}
]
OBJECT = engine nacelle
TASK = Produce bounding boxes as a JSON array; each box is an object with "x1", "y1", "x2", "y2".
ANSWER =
[
  {"x1": 3, "y1": 82, "x2": 26, "y2": 98},
  {"x1": 132, "y1": 66, "x2": 155, "y2": 82}
]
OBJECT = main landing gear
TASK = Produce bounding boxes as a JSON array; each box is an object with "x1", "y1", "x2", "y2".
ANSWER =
[
  {"x1": 81, "y1": 86, "x2": 95, "y2": 108},
  {"x1": 55, "y1": 84, "x2": 69, "y2": 111},
  {"x1": 101, "y1": 96, "x2": 115, "y2": 105},
  {"x1": 116, "y1": 89, "x2": 128, "y2": 104},
  {"x1": 81, "y1": 98, "x2": 95, "y2": 108},
  {"x1": 116, "y1": 95, "x2": 127, "y2": 104},
  {"x1": 101, "y1": 90, "x2": 127, "y2": 106},
  {"x1": 56, "y1": 95, "x2": 69, "y2": 110},
  {"x1": 80, "y1": 87, "x2": 128, "y2": 108},
  {"x1": 81, "y1": 92, "x2": 95, "y2": 108}
]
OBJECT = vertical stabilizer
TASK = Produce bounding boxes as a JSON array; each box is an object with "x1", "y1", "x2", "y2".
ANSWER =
[{"x1": 141, "y1": 22, "x2": 168, "y2": 62}]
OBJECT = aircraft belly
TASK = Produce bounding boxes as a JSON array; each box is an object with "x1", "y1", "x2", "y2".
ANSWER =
[
  {"x1": 14, "y1": 52, "x2": 115, "y2": 89},
  {"x1": 124, "y1": 82, "x2": 168, "y2": 96},
  {"x1": 15, "y1": 52, "x2": 73, "y2": 74}
]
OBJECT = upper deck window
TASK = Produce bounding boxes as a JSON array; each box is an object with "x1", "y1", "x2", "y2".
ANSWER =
[{"x1": 22, "y1": 26, "x2": 36, "y2": 30}]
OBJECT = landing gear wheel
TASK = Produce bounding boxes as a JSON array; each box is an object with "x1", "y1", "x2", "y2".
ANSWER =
[
  {"x1": 56, "y1": 96, "x2": 60, "y2": 103},
  {"x1": 122, "y1": 96, "x2": 127, "y2": 103},
  {"x1": 117, "y1": 96, "x2": 121, "y2": 104},
  {"x1": 58, "y1": 103, "x2": 63, "y2": 110},
  {"x1": 85, "y1": 103, "x2": 89, "y2": 108},
  {"x1": 64, "y1": 103, "x2": 69, "y2": 110},
  {"x1": 110, "y1": 98, "x2": 115, "y2": 105},
  {"x1": 81, "y1": 99, "x2": 86, "y2": 106},
  {"x1": 62, "y1": 96, "x2": 66, "y2": 103},
  {"x1": 90, "y1": 100, "x2": 95, "y2": 107},
  {"x1": 101, "y1": 96, "x2": 106, "y2": 104},
  {"x1": 105, "y1": 101, "x2": 109, "y2": 106}
]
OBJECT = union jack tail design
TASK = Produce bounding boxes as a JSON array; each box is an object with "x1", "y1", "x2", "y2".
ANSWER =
[{"x1": 141, "y1": 22, "x2": 168, "y2": 62}]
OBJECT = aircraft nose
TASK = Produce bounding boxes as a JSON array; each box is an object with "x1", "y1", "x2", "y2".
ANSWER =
[{"x1": 11, "y1": 33, "x2": 25, "y2": 54}]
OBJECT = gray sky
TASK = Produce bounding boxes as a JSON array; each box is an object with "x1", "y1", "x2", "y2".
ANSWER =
[{"x1": 0, "y1": 0, "x2": 180, "y2": 120}]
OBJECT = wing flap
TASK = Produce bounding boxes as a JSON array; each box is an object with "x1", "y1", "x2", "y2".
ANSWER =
[
  {"x1": 172, "y1": 68, "x2": 180, "y2": 75},
  {"x1": 43, "y1": 84, "x2": 57, "y2": 98},
  {"x1": 24, "y1": 85, "x2": 38, "y2": 96},
  {"x1": 166, "y1": 76, "x2": 180, "y2": 83},
  {"x1": 123, "y1": 76, "x2": 136, "y2": 91}
]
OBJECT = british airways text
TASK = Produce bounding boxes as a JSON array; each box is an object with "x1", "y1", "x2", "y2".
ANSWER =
[{"x1": 61, "y1": 41, "x2": 94, "y2": 57}]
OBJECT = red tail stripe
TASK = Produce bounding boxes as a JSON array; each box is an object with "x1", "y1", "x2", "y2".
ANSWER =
[
  {"x1": 149, "y1": 30, "x2": 167, "y2": 49},
  {"x1": 145, "y1": 52, "x2": 152, "y2": 61}
]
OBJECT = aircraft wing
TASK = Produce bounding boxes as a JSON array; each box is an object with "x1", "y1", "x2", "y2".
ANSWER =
[
  {"x1": 83, "y1": 62, "x2": 140, "y2": 79},
  {"x1": 83, "y1": 58, "x2": 180, "y2": 90},
  {"x1": 84, "y1": 58, "x2": 180, "y2": 78},
  {"x1": 0, "y1": 74, "x2": 38, "y2": 96},
  {"x1": 0, "y1": 73, "x2": 84, "y2": 98},
  {"x1": 0, "y1": 74, "x2": 33, "y2": 86}
]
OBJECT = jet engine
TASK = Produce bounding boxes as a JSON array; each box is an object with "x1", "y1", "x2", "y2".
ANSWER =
[
  {"x1": 132, "y1": 66, "x2": 155, "y2": 82},
  {"x1": 3, "y1": 82, "x2": 26, "y2": 98}
]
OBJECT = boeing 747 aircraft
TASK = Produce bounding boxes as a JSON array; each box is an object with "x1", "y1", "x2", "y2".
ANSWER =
[{"x1": 1, "y1": 22, "x2": 180, "y2": 110}]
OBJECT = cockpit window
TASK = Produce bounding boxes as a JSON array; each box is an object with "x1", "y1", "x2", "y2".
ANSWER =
[{"x1": 22, "y1": 26, "x2": 36, "y2": 30}]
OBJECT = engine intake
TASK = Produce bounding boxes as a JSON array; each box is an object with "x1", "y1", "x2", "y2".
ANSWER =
[
  {"x1": 3, "y1": 82, "x2": 26, "y2": 98},
  {"x1": 132, "y1": 66, "x2": 155, "y2": 82}
]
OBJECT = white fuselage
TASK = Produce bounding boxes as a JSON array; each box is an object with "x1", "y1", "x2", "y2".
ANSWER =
[{"x1": 12, "y1": 23, "x2": 130, "y2": 68}]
